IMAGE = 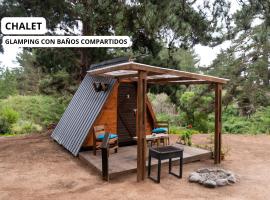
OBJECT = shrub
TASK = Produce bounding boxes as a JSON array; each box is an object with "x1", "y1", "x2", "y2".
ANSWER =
[
  {"x1": 0, "y1": 95, "x2": 69, "y2": 134},
  {"x1": 0, "y1": 107, "x2": 19, "y2": 133},
  {"x1": 170, "y1": 126, "x2": 199, "y2": 135},
  {"x1": 156, "y1": 113, "x2": 183, "y2": 127},
  {"x1": 11, "y1": 120, "x2": 42, "y2": 134},
  {"x1": 149, "y1": 93, "x2": 177, "y2": 115},
  {"x1": 222, "y1": 106, "x2": 270, "y2": 134},
  {"x1": 0, "y1": 95, "x2": 68, "y2": 128},
  {"x1": 170, "y1": 126, "x2": 199, "y2": 146}
]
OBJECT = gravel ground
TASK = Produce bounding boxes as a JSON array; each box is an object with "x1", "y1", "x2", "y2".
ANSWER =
[{"x1": 0, "y1": 132, "x2": 270, "y2": 200}]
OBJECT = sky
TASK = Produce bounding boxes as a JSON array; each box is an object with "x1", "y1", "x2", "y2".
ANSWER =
[{"x1": 0, "y1": 0, "x2": 242, "y2": 69}]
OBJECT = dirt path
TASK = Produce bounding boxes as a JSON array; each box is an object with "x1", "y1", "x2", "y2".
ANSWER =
[{"x1": 0, "y1": 133, "x2": 270, "y2": 200}]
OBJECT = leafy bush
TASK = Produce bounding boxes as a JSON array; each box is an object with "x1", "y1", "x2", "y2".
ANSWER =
[
  {"x1": 154, "y1": 93, "x2": 270, "y2": 134},
  {"x1": 0, "y1": 68, "x2": 18, "y2": 99},
  {"x1": 0, "y1": 107, "x2": 19, "y2": 133},
  {"x1": 223, "y1": 105, "x2": 270, "y2": 134},
  {"x1": 156, "y1": 113, "x2": 183, "y2": 127},
  {"x1": 180, "y1": 130, "x2": 193, "y2": 146},
  {"x1": 0, "y1": 95, "x2": 68, "y2": 127},
  {"x1": 39, "y1": 70, "x2": 76, "y2": 95},
  {"x1": 0, "y1": 95, "x2": 69, "y2": 134},
  {"x1": 11, "y1": 120, "x2": 42, "y2": 134},
  {"x1": 149, "y1": 93, "x2": 177, "y2": 115},
  {"x1": 170, "y1": 126, "x2": 199, "y2": 135},
  {"x1": 170, "y1": 126, "x2": 199, "y2": 146}
]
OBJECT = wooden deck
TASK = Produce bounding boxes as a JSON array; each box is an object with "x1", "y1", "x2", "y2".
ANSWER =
[{"x1": 79, "y1": 144, "x2": 212, "y2": 178}]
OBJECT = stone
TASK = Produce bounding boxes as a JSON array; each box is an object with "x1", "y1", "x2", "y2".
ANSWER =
[
  {"x1": 189, "y1": 168, "x2": 237, "y2": 188},
  {"x1": 203, "y1": 179, "x2": 217, "y2": 188},
  {"x1": 216, "y1": 178, "x2": 229, "y2": 186},
  {"x1": 227, "y1": 175, "x2": 237, "y2": 183},
  {"x1": 189, "y1": 173, "x2": 201, "y2": 182},
  {"x1": 197, "y1": 168, "x2": 210, "y2": 173}
]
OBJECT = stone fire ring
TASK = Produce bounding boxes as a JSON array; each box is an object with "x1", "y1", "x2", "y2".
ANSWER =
[{"x1": 189, "y1": 168, "x2": 237, "y2": 188}]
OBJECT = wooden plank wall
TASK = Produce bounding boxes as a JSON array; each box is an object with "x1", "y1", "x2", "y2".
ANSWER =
[
  {"x1": 83, "y1": 83, "x2": 118, "y2": 147},
  {"x1": 83, "y1": 83, "x2": 155, "y2": 147}
]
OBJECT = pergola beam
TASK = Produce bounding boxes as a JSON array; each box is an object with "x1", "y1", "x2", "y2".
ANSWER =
[
  {"x1": 147, "y1": 77, "x2": 196, "y2": 83},
  {"x1": 130, "y1": 63, "x2": 228, "y2": 84},
  {"x1": 117, "y1": 72, "x2": 162, "y2": 80},
  {"x1": 87, "y1": 61, "x2": 229, "y2": 84},
  {"x1": 149, "y1": 80, "x2": 212, "y2": 85}
]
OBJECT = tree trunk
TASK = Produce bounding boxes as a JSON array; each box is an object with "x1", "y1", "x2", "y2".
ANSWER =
[
  {"x1": 80, "y1": 20, "x2": 90, "y2": 80},
  {"x1": 79, "y1": 0, "x2": 93, "y2": 80}
]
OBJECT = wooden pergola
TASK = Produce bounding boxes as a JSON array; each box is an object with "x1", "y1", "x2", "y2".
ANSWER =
[{"x1": 88, "y1": 61, "x2": 229, "y2": 182}]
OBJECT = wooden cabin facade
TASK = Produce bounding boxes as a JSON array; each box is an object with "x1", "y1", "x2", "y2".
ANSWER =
[{"x1": 83, "y1": 81, "x2": 156, "y2": 147}]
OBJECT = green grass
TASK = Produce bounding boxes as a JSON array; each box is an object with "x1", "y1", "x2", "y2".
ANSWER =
[
  {"x1": 0, "y1": 95, "x2": 69, "y2": 135},
  {"x1": 157, "y1": 105, "x2": 270, "y2": 135}
]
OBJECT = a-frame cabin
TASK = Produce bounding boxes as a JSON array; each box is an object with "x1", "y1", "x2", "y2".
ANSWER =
[{"x1": 51, "y1": 57, "x2": 156, "y2": 156}]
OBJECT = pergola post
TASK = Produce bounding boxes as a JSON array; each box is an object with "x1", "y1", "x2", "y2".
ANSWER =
[
  {"x1": 136, "y1": 70, "x2": 147, "y2": 181},
  {"x1": 214, "y1": 84, "x2": 222, "y2": 164}
]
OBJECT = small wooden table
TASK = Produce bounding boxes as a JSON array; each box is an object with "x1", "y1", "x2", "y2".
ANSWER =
[{"x1": 133, "y1": 134, "x2": 170, "y2": 147}]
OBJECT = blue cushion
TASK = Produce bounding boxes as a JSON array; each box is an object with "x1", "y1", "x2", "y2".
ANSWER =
[
  {"x1": 97, "y1": 133, "x2": 118, "y2": 140},
  {"x1": 152, "y1": 128, "x2": 168, "y2": 134}
]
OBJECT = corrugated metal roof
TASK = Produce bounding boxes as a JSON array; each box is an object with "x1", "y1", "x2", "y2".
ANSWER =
[
  {"x1": 51, "y1": 75, "x2": 116, "y2": 156},
  {"x1": 89, "y1": 57, "x2": 130, "y2": 70}
]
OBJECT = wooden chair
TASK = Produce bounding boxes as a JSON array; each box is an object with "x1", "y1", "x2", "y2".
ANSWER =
[
  {"x1": 153, "y1": 121, "x2": 170, "y2": 146},
  {"x1": 155, "y1": 121, "x2": 170, "y2": 134},
  {"x1": 93, "y1": 125, "x2": 118, "y2": 155}
]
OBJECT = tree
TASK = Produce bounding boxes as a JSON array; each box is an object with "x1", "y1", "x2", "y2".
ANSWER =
[
  {"x1": 0, "y1": 0, "x2": 232, "y2": 80},
  {"x1": 207, "y1": 0, "x2": 270, "y2": 115},
  {"x1": 0, "y1": 67, "x2": 18, "y2": 98}
]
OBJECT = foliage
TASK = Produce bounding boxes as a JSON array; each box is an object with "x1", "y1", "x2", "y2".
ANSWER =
[
  {"x1": 0, "y1": 107, "x2": 19, "y2": 133},
  {"x1": 170, "y1": 126, "x2": 199, "y2": 135},
  {"x1": 195, "y1": 134, "x2": 230, "y2": 160},
  {"x1": 148, "y1": 93, "x2": 177, "y2": 115},
  {"x1": 39, "y1": 70, "x2": 76, "y2": 95},
  {"x1": 179, "y1": 130, "x2": 193, "y2": 146},
  {"x1": 16, "y1": 50, "x2": 41, "y2": 95},
  {"x1": 0, "y1": 95, "x2": 69, "y2": 135},
  {"x1": 223, "y1": 105, "x2": 270, "y2": 134},
  {"x1": 0, "y1": 0, "x2": 269, "y2": 137},
  {"x1": 157, "y1": 113, "x2": 183, "y2": 127},
  {"x1": 11, "y1": 120, "x2": 42, "y2": 135},
  {"x1": 170, "y1": 126, "x2": 199, "y2": 146},
  {"x1": 0, "y1": 67, "x2": 18, "y2": 99},
  {"x1": 0, "y1": 0, "x2": 231, "y2": 78},
  {"x1": 16, "y1": 50, "x2": 78, "y2": 96},
  {"x1": 207, "y1": 1, "x2": 270, "y2": 114},
  {"x1": 151, "y1": 91, "x2": 270, "y2": 134}
]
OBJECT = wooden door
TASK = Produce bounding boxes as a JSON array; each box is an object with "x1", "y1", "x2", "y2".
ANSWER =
[{"x1": 117, "y1": 83, "x2": 137, "y2": 144}]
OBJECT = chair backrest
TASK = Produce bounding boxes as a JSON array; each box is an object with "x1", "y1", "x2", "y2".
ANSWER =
[
  {"x1": 155, "y1": 121, "x2": 170, "y2": 133},
  {"x1": 94, "y1": 125, "x2": 106, "y2": 137}
]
